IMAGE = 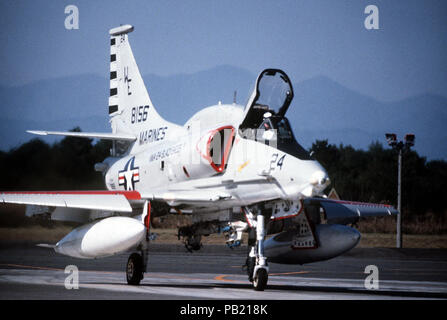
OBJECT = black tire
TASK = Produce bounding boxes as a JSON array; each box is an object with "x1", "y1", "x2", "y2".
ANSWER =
[
  {"x1": 253, "y1": 268, "x2": 268, "y2": 291},
  {"x1": 126, "y1": 253, "x2": 143, "y2": 285}
]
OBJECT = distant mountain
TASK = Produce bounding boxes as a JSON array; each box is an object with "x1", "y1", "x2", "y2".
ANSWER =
[
  {"x1": 290, "y1": 76, "x2": 447, "y2": 160},
  {"x1": 0, "y1": 66, "x2": 445, "y2": 160},
  {"x1": 0, "y1": 74, "x2": 108, "y2": 122},
  {"x1": 141, "y1": 65, "x2": 255, "y2": 123},
  {"x1": 0, "y1": 74, "x2": 110, "y2": 150}
]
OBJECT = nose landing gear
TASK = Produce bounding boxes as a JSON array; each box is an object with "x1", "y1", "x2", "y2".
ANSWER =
[{"x1": 245, "y1": 209, "x2": 269, "y2": 291}]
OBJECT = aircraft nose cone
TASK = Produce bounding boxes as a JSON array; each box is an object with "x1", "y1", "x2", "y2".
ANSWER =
[
  {"x1": 310, "y1": 170, "x2": 330, "y2": 188},
  {"x1": 301, "y1": 170, "x2": 330, "y2": 197}
]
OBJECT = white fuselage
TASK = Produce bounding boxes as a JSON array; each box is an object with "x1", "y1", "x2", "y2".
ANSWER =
[{"x1": 104, "y1": 103, "x2": 329, "y2": 211}]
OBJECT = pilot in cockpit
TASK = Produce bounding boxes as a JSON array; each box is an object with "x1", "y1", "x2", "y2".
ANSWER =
[{"x1": 259, "y1": 112, "x2": 276, "y2": 141}]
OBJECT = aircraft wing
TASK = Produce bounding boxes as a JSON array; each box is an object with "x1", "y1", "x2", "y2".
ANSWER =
[
  {"x1": 304, "y1": 198, "x2": 398, "y2": 224},
  {"x1": 1, "y1": 190, "x2": 141, "y2": 212},
  {"x1": 143, "y1": 190, "x2": 232, "y2": 206},
  {"x1": 27, "y1": 130, "x2": 137, "y2": 141},
  {"x1": 1, "y1": 188, "x2": 231, "y2": 213}
]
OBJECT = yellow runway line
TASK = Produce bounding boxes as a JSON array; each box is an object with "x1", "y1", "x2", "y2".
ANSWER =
[{"x1": 214, "y1": 274, "x2": 237, "y2": 282}]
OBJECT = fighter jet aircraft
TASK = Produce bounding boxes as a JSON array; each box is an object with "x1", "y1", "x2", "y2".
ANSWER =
[{"x1": 0, "y1": 25, "x2": 397, "y2": 291}]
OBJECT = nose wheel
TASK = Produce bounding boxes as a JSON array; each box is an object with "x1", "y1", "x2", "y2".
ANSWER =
[
  {"x1": 245, "y1": 211, "x2": 269, "y2": 291},
  {"x1": 253, "y1": 267, "x2": 268, "y2": 291}
]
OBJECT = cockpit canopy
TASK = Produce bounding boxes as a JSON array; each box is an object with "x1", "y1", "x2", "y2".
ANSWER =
[
  {"x1": 240, "y1": 69, "x2": 293, "y2": 130},
  {"x1": 239, "y1": 69, "x2": 312, "y2": 161}
]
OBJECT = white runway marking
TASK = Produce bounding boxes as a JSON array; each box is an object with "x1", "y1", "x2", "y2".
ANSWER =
[{"x1": 0, "y1": 265, "x2": 446, "y2": 300}]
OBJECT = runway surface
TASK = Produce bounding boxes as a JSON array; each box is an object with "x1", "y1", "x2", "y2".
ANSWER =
[{"x1": 0, "y1": 241, "x2": 446, "y2": 300}]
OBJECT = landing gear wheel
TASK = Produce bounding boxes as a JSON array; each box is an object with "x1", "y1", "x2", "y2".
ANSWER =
[
  {"x1": 126, "y1": 253, "x2": 144, "y2": 285},
  {"x1": 253, "y1": 268, "x2": 268, "y2": 291}
]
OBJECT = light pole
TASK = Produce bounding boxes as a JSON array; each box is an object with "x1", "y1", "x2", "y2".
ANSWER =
[{"x1": 385, "y1": 133, "x2": 415, "y2": 249}]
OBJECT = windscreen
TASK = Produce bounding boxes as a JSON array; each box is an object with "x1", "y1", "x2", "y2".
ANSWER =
[
  {"x1": 256, "y1": 70, "x2": 293, "y2": 117},
  {"x1": 238, "y1": 69, "x2": 312, "y2": 160},
  {"x1": 239, "y1": 69, "x2": 293, "y2": 130}
]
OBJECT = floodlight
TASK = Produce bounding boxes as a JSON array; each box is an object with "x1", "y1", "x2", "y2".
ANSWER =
[
  {"x1": 384, "y1": 132, "x2": 415, "y2": 249},
  {"x1": 404, "y1": 134, "x2": 415, "y2": 147},
  {"x1": 385, "y1": 133, "x2": 397, "y2": 146}
]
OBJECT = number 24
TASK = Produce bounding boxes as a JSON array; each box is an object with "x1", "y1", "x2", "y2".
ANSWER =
[{"x1": 270, "y1": 153, "x2": 286, "y2": 170}]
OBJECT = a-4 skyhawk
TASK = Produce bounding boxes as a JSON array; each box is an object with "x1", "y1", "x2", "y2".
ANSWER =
[{"x1": 1, "y1": 25, "x2": 397, "y2": 291}]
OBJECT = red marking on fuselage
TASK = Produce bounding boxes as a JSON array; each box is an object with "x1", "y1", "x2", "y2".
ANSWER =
[
  {"x1": 196, "y1": 125, "x2": 235, "y2": 173},
  {"x1": 144, "y1": 201, "x2": 151, "y2": 230}
]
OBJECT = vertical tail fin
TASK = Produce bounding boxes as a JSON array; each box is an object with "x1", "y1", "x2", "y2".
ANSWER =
[{"x1": 108, "y1": 25, "x2": 169, "y2": 136}]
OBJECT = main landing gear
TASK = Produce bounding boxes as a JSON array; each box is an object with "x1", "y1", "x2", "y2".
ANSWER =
[
  {"x1": 126, "y1": 238, "x2": 150, "y2": 285},
  {"x1": 245, "y1": 210, "x2": 269, "y2": 291},
  {"x1": 126, "y1": 252, "x2": 144, "y2": 285},
  {"x1": 126, "y1": 201, "x2": 151, "y2": 286}
]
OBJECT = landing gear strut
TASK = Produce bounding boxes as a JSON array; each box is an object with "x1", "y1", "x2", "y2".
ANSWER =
[
  {"x1": 126, "y1": 242, "x2": 149, "y2": 285},
  {"x1": 126, "y1": 201, "x2": 151, "y2": 286},
  {"x1": 245, "y1": 210, "x2": 269, "y2": 291}
]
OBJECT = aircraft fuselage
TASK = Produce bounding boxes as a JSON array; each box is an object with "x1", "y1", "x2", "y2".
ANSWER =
[{"x1": 104, "y1": 103, "x2": 329, "y2": 211}]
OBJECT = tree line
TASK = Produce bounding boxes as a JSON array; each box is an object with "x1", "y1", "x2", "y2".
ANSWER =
[
  {"x1": 310, "y1": 140, "x2": 447, "y2": 220},
  {"x1": 0, "y1": 128, "x2": 111, "y2": 191}
]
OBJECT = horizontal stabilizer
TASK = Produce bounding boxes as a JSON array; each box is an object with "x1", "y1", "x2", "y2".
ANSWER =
[{"x1": 27, "y1": 130, "x2": 136, "y2": 141}]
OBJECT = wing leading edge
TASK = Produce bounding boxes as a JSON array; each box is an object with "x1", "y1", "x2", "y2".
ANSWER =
[
  {"x1": 1, "y1": 190, "x2": 141, "y2": 212},
  {"x1": 1, "y1": 189, "x2": 231, "y2": 212}
]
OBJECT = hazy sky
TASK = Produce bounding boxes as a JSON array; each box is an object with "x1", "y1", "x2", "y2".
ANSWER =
[{"x1": 1, "y1": 0, "x2": 446, "y2": 102}]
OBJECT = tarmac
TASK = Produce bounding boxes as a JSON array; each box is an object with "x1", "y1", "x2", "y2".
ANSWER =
[{"x1": 0, "y1": 241, "x2": 446, "y2": 300}]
